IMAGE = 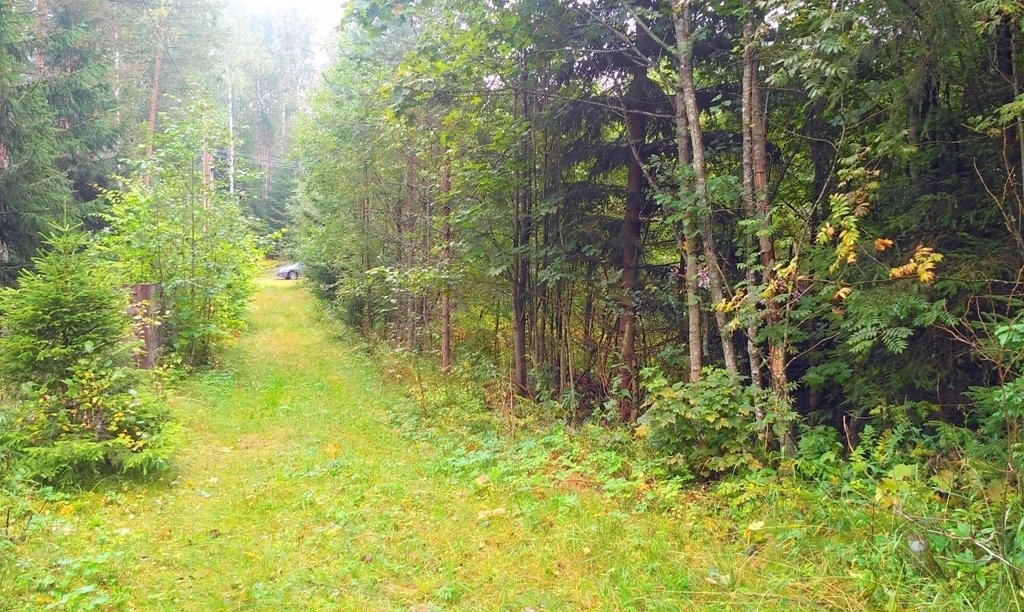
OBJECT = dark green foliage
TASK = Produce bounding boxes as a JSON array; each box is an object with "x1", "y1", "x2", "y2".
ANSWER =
[
  {"x1": 639, "y1": 366, "x2": 761, "y2": 479},
  {"x1": 0, "y1": 228, "x2": 129, "y2": 386},
  {"x1": 0, "y1": 1, "x2": 68, "y2": 282},
  {"x1": 42, "y1": 0, "x2": 124, "y2": 202},
  {"x1": 0, "y1": 227, "x2": 171, "y2": 482}
]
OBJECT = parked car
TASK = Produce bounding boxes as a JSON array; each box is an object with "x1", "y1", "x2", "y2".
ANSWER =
[{"x1": 276, "y1": 262, "x2": 303, "y2": 280}]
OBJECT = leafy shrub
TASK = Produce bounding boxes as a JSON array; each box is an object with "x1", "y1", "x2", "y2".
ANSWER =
[
  {"x1": 710, "y1": 416, "x2": 1024, "y2": 607},
  {"x1": 98, "y1": 102, "x2": 259, "y2": 367},
  {"x1": 638, "y1": 366, "x2": 762, "y2": 479},
  {"x1": 0, "y1": 227, "x2": 172, "y2": 482},
  {"x1": 792, "y1": 425, "x2": 844, "y2": 481}
]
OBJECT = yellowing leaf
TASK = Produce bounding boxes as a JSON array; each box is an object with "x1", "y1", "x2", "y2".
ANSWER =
[
  {"x1": 834, "y1": 286, "x2": 852, "y2": 301},
  {"x1": 874, "y1": 238, "x2": 894, "y2": 252},
  {"x1": 890, "y1": 245, "x2": 943, "y2": 284},
  {"x1": 891, "y1": 463, "x2": 917, "y2": 481},
  {"x1": 889, "y1": 262, "x2": 917, "y2": 279}
]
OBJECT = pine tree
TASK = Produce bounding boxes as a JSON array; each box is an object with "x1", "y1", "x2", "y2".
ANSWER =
[{"x1": 0, "y1": 225, "x2": 130, "y2": 385}]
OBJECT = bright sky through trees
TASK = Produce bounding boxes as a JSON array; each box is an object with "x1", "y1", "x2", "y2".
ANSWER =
[{"x1": 239, "y1": 0, "x2": 343, "y2": 65}]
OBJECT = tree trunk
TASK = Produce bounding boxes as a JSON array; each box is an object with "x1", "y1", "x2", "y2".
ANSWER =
[
  {"x1": 394, "y1": 190, "x2": 406, "y2": 345},
  {"x1": 674, "y1": 0, "x2": 739, "y2": 376},
  {"x1": 741, "y1": 7, "x2": 765, "y2": 420},
  {"x1": 441, "y1": 160, "x2": 453, "y2": 373},
  {"x1": 201, "y1": 140, "x2": 213, "y2": 210},
  {"x1": 113, "y1": 29, "x2": 122, "y2": 126},
  {"x1": 421, "y1": 161, "x2": 434, "y2": 353},
  {"x1": 511, "y1": 76, "x2": 532, "y2": 397},
  {"x1": 745, "y1": 0, "x2": 795, "y2": 455},
  {"x1": 144, "y1": 15, "x2": 166, "y2": 185},
  {"x1": 673, "y1": 57, "x2": 702, "y2": 383},
  {"x1": 582, "y1": 264, "x2": 596, "y2": 350},
  {"x1": 405, "y1": 155, "x2": 417, "y2": 351},
  {"x1": 1012, "y1": 24, "x2": 1024, "y2": 206},
  {"x1": 618, "y1": 72, "x2": 647, "y2": 422},
  {"x1": 512, "y1": 213, "x2": 530, "y2": 396},
  {"x1": 361, "y1": 166, "x2": 373, "y2": 334},
  {"x1": 228, "y1": 78, "x2": 235, "y2": 195},
  {"x1": 35, "y1": 0, "x2": 46, "y2": 75}
]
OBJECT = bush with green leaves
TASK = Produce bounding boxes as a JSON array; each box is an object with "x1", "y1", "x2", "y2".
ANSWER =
[
  {"x1": 708, "y1": 417, "x2": 1024, "y2": 607},
  {"x1": 638, "y1": 366, "x2": 762, "y2": 479},
  {"x1": 99, "y1": 102, "x2": 259, "y2": 367},
  {"x1": 0, "y1": 227, "x2": 171, "y2": 482}
]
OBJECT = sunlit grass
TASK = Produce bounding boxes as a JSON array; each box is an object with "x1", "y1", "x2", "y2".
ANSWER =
[{"x1": 0, "y1": 274, "x2": 873, "y2": 610}]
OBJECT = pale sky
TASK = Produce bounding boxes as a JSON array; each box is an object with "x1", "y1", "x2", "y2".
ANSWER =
[{"x1": 236, "y1": 0, "x2": 346, "y2": 66}]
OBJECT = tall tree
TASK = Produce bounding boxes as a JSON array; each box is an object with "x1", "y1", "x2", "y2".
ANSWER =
[
  {"x1": 0, "y1": 0, "x2": 67, "y2": 281},
  {"x1": 40, "y1": 0, "x2": 123, "y2": 201}
]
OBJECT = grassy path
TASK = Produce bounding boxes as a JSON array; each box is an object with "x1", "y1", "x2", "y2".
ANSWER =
[{"x1": 2, "y1": 275, "x2": 850, "y2": 610}]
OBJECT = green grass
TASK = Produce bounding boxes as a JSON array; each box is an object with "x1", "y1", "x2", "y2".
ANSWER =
[{"x1": 0, "y1": 275, "x2": 871, "y2": 610}]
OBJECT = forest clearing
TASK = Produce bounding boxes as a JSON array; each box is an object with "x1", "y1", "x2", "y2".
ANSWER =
[
  {"x1": 0, "y1": 274, "x2": 861, "y2": 610},
  {"x1": 4, "y1": 0, "x2": 1024, "y2": 608}
]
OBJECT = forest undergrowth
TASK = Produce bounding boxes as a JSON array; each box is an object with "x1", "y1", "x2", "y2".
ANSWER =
[
  {"x1": 336, "y1": 298, "x2": 1020, "y2": 610},
  {"x1": 0, "y1": 276, "x2": 974, "y2": 611},
  {"x1": 291, "y1": 2, "x2": 1024, "y2": 606},
  {"x1": 377, "y1": 354, "x2": 1024, "y2": 610}
]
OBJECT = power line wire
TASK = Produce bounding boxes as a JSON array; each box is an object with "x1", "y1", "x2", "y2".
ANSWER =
[
  {"x1": 142, "y1": 4, "x2": 193, "y2": 99},
  {"x1": 139, "y1": 6, "x2": 306, "y2": 185}
]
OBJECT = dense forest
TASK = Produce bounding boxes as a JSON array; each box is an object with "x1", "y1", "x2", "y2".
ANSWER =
[
  {"x1": 298, "y1": 0, "x2": 1016, "y2": 440},
  {"x1": 4, "y1": 0, "x2": 1024, "y2": 608},
  {"x1": 293, "y1": 0, "x2": 1024, "y2": 605}
]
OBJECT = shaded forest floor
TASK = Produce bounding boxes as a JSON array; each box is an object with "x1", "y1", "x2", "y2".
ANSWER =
[{"x1": 2, "y1": 275, "x2": 874, "y2": 610}]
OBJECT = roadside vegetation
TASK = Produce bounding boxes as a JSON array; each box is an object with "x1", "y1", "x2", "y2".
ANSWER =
[
  {"x1": 0, "y1": 278, "x2": 900, "y2": 610},
  {"x1": 0, "y1": 0, "x2": 300, "y2": 605},
  {"x1": 0, "y1": 0, "x2": 309, "y2": 479}
]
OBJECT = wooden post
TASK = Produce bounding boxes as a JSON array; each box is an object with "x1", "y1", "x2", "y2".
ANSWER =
[{"x1": 128, "y1": 283, "x2": 162, "y2": 369}]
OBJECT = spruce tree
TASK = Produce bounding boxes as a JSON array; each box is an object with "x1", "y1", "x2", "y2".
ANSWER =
[
  {"x1": 0, "y1": 0, "x2": 67, "y2": 284},
  {"x1": 0, "y1": 225, "x2": 170, "y2": 480},
  {"x1": 41, "y1": 0, "x2": 123, "y2": 203}
]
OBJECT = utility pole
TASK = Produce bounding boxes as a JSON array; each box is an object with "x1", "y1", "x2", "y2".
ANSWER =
[{"x1": 228, "y1": 77, "x2": 236, "y2": 195}]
